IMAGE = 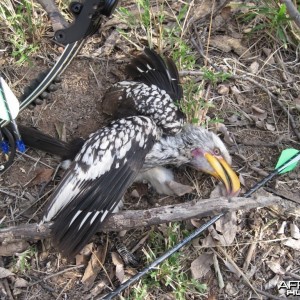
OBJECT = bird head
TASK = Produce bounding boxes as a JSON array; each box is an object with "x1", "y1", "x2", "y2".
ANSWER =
[{"x1": 182, "y1": 126, "x2": 240, "y2": 196}]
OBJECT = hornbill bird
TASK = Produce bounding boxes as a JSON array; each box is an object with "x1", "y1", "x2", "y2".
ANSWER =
[{"x1": 17, "y1": 48, "x2": 240, "y2": 257}]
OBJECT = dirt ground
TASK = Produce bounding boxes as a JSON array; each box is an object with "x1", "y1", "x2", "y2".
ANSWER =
[{"x1": 0, "y1": 0, "x2": 300, "y2": 299}]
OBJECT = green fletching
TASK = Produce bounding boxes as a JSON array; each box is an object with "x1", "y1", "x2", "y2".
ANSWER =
[{"x1": 276, "y1": 148, "x2": 300, "y2": 174}]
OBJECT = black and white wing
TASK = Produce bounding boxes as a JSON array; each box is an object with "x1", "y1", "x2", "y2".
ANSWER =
[
  {"x1": 126, "y1": 47, "x2": 183, "y2": 101},
  {"x1": 102, "y1": 48, "x2": 185, "y2": 135},
  {"x1": 43, "y1": 116, "x2": 160, "y2": 257}
]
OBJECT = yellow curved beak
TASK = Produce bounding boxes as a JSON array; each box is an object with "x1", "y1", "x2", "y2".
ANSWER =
[{"x1": 204, "y1": 153, "x2": 240, "y2": 196}]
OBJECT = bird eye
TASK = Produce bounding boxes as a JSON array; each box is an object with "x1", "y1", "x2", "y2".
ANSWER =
[{"x1": 213, "y1": 148, "x2": 221, "y2": 156}]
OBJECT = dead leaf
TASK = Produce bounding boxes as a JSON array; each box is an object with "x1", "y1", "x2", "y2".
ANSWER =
[
  {"x1": 209, "y1": 36, "x2": 249, "y2": 57},
  {"x1": 80, "y1": 243, "x2": 94, "y2": 256},
  {"x1": 245, "y1": 265, "x2": 257, "y2": 279},
  {"x1": 14, "y1": 278, "x2": 28, "y2": 288},
  {"x1": 28, "y1": 168, "x2": 54, "y2": 186},
  {"x1": 132, "y1": 182, "x2": 148, "y2": 198},
  {"x1": 190, "y1": 219, "x2": 201, "y2": 228},
  {"x1": 190, "y1": 253, "x2": 213, "y2": 279},
  {"x1": 202, "y1": 211, "x2": 237, "y2": 247},
  {"x1": 255, "y1": 119, "x2": 265, "y2": 129},
  {"x1": 230, "y1": 85, "x2": 241, "y2": 95},
  {"x1": 111, "y1": 252, "x2": 125, "y2": 283},
  {"x1": 88, "y1": 281, "x2": 108, "y2": 298},
  {"x1": 13, "y1": 287, "x2": 23, "y2": 296},
  {"x1": 294, "y1": 97, "x2": 300, "y2": 111},
  {"x1": 82, "y1": 245, "x2": 107, "y2": 288},
  {"x1": 251, "y1": 105, "x2": 267, "y2": 121},
  {"x1": 165, "y1": 180, "x2": 194, "y2": 196},
  {"x1": 54, "y1": 122, "x2": 67, "y2": 142},
  {"x1": 0, "y1": 241, "x2": 29, "y2": 256},
  {"x1": 131, "y1": 189, "x2": 140, "y2": 198},
  {"x1": 188, "y1": 1, "x2": 211, "y2": 21},
  {"x1": 262, "y1": 48, "x2": 275, "y2": 64},
  {"x1": 209, "y1": 183, "x2": 227, "y2": 198},
  {"x1": 199, "y1": 185, "x2": 238, "y2": 247},
  {"x1": 225, "y1": 282, "x2": 238, "y2": 296},
  {"x1": 290, "y1": 223, "x2": 300, "y2": 239},
  {"x1": 223, "y1": 260, "x2": 241, "y2": 278},
  {"x1": 227, "y1": 114, "x2": 250, "y2": 127},
  {"x1": 266, "y1": 123, "x2": 276, "y2": 131},
  {"x1": 217, "y1": 84, "x2": 229, "y2": 95},
  {"x1": 251, "y1": 105, "x2": 266, "y2": 115},
  {"x1": 76, "y1": 255, "x2": 87, "y2": 266},
  {"x1": 277, "y1": 221, "x2": 287, "y2": 234},
  {"x1": 238, "y1": 173, "x2": 246, "y2": 188},
  {"x1": 158, "y1": 224, "x2": 169, "y2": 237},
  {"x1": 0, "y1": 267, "x2": 14, "y2": 279},
  {"x1": 248, "y1": 61, "x2": 259, "y2": 74},
  {"x1": 115, "y1": 264, "x2": 125, "y2": 283},
  {"x1": 118, "y1": 230, "x2": 127, "y2": 238},
  {"x1": 230, "y1": 86, "x2": 247, "y2": 106},
  {"x1": 283, "y1": 238, "x2": 300, "y2": 250},
  {"x1": 264, "y1": 274, "x2": 280, "y2": 290},
  {"x1": 221, "y1": 6, "x2": 232, "y2": 20},
  {"x1": 266, "y1": 260, "x2": 285, "y2": 275},
  {"x1": 111, "y1": 252, "x2": 123, "y2": 266},
  {"x1": 215, "y1": 123, "x2": 234, "y2": 145}
]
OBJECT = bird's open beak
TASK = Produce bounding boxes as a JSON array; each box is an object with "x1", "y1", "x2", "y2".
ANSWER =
[{"x1": 204, "y1": 153, "x2": 240, "y2": 196}]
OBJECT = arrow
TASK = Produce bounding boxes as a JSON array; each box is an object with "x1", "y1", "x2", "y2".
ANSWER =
[
  {"x1": 101, "y1": 149, "x2": 300, "y2": 300},
  {"x1": 0, "y1": 77, "x2": 25, "y2": 152},
  {"x1": 0, "y1": 77, "x2": 20, "y2": 121}
]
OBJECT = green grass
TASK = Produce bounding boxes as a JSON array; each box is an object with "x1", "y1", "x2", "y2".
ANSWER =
[
  {"x1": 127, "y1": 224, "x2": 207, "y2": 299},
  {"x1": 179, "y1": 68, "x2": 230, "y2": 124},
  {"x1": 237, "y1": 0, "x2": 300, "y2": 48},
  {"x1": 13, "y1": 245, "x2": 37, "y2": 273},
  {"x1": 0, "y1": 0, "x2": 45, "y2": 64}
]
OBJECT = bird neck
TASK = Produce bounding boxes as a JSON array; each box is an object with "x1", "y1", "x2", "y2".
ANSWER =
[{"x1": 143, "y1": 133, "x2": 189, "y2": 169}]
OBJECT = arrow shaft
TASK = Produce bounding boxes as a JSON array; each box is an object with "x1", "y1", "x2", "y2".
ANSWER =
[
  {"x1": 10, "y1": 119, "x2": 21, "y2": 140},
  {"x1": 243, "y1": 169, "x2": 279, "y2": 197},
  {"x1": 0, "y1": 87, "x2": 13, "y2": 121}
]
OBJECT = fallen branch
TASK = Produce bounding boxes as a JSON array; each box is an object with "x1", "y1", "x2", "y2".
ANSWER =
[{"x1": 0, "y1": 194, "x2": 281, "y2": 244}]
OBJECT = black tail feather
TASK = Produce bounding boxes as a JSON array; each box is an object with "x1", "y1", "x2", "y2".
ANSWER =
[
  {"x1": 126, "y1": 48, "x2": 183, "y2": 101},
  {"x1": 17, "y1": 125, "x2": 84, "y2": 160}
]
